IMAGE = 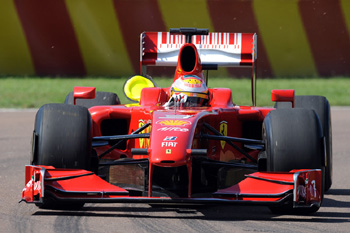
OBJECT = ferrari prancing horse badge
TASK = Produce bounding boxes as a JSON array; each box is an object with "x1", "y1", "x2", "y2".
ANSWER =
[{"x1": 220, "y1": 121, "x2": 227, "y2": 149}]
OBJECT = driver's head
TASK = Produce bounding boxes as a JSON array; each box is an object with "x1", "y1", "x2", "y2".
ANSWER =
[{"x1": 170, "y1": 75, "x2": 209, "y2": 106}]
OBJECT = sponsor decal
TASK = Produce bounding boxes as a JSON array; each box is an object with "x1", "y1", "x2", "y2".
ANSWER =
[
  {"x1": 23, "y1": 178, "x2": 41, "y2": 194},
  {"x1": 310, "y1": 180, "x2": 317, "y2": 199},
  {"x1": 139, "y1": 119, "x2": 151, "y2": 148},
  {"x1": 157, "y1": 120, "x2": 191, "y2": 126},
  {"x1": 157, "y1": 127, "x2": 189, "y2": 132},
  {"x1": 298, "y1": 185, "x2": 307, "y2": 200},
  {"x1": 34, "y1": 181, "x2": 41, "y2": 192},
  {"x1": 220, "y1": 121, "x2": 228, "y2": 149},
  {"x1": 166, "y1": 149, "x2": 172, "y2": 154},
  {"x1": 161, "y1": 141, "x2": 178, "y2": 147},
  {"x1": 297, "y1": 179, "x2": 318, "y2": 201},
  {"x1": 184, "y1": 83, "x2": 201, "y2": 88},
  {"x1": 164, "y1": 136, "x2": 177, "y2": 141},
  {"x1": 183, "y1": 76, "x2": 202, "y2": 88},
  {"x1": 158, "y1": 115, "x2": 193, "y2": 119}
]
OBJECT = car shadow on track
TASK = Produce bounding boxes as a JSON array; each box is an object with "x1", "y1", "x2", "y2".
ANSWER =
[
  {"x1": 32, "y1": 191, "x2": 350, "y2": 223},
  {"x1": 325, "y1": 189, "x2": 350, "y2": 196}
]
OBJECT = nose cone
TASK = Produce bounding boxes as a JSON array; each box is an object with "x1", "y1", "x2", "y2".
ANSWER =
[
  {"x1": 149, "y1": 140, "x2": 190, "y2": 167},
  {"x1": 149, "y1": 112, "x2": 196, "y2": 167}
]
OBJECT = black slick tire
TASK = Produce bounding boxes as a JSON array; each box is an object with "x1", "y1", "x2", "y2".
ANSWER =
[
  {"x1": 275, "y1": 95, "x2": 332, "y2": 191},
  {"x1": 31, "y1": 103, "x2": 92, "y2": 209},
  {"x1": 263, "y1": 108, "x2": 323, "y2": 214},
  {"x1": 32, "y1": 103, "x2": 92, "y2": 169}
]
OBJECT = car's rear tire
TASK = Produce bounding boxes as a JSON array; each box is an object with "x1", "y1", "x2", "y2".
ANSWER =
[
  {"x1": 275, "y1": 96, "x2": 332, "y2": 191},
  {"x1": 64, "y1": 91, "x2": 120, "y2": 108},
  {"x1": 263, "y1": 108, "x2": 324, "y2": 214},
  {"x1": 31, "y1": 103, "x2": 92, "y2": 209}
]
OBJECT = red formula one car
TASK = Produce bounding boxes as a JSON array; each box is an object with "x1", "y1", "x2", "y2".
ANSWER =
[{"x1": 21, "y1": 28, "x2": 332, "y2": 214}]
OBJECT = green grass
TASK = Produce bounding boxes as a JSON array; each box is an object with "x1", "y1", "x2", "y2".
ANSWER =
[{"x1": 0, "y1": 77, "x2": 348, "y2": 108}]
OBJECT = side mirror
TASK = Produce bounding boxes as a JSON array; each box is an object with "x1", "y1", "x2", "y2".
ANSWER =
[
  {"x1": 123, "y1": 75, "x2": 156, "y2": 102},
  {"x1": 73, "y1": 86, "x2": 96, "y2": 105},
  {"x1": 271, "y1": 89, "x2": 295, "y2": 107}
]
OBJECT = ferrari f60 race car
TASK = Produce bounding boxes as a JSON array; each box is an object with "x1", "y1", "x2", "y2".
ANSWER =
[{"x1": 21, "y1": 28, "x2": 332, "y2": 214}]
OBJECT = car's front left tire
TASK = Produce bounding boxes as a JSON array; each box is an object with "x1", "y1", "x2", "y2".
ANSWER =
[{"x1": 263, "y1": 108, "x2": 324, "y2": 214}]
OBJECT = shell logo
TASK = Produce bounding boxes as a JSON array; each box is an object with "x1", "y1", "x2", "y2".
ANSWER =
[{"x1": 156, "y1": 120, "x2": 191, "y2": 126}]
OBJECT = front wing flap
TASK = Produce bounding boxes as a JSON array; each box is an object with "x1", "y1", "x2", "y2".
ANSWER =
[
  {"x1": 213, "y1": 169, "x2": 322, "y2": 208},
  {"x1": 21, "y1": 165, "x2": 129, "y2": 204},
  {"x1": 21, "y1": 165, "x2": 321, "y2": 208}
]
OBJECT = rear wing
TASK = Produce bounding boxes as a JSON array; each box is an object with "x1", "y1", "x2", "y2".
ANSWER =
[
  {"x1": 140, "y1": 30, "x2": 258, "y2": 105},
  {"x1": 140, "y1": 31, "x2": 257, "y2": 70}
]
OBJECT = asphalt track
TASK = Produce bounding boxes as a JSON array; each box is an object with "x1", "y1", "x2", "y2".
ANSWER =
[{"x1": 1, "y1": 108, "x2": 349, "y2": 233}]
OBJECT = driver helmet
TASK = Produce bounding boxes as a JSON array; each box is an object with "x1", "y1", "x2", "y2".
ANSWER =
[{"x1": 170, "y1": 75, "x2": 209, "y2": 106}]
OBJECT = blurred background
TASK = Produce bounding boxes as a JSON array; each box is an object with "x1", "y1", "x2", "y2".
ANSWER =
[{"x1": 1, "y1": 0, "x2": 349, "y2": 78}]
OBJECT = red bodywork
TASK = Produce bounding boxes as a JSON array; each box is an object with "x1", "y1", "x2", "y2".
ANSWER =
[
  {"x1": 23, "y1": 165, "x2": 321, "y2": 206},
  {"x1": 22, "y1": 29, "x2": 322, "y2": 209}
]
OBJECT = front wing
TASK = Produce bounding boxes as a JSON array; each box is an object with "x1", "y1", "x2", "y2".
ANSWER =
[{"x1": 21, "y1": 165, "x2": 322, "y2": 209}]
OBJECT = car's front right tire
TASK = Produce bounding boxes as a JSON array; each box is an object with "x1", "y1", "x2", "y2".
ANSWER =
[{"x1": 31, "y1": 103, "x2": 93, "y2": 209}]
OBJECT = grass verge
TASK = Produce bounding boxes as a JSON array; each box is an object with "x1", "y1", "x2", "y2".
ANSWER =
[{"x1": 0, "y1": 77, "x2": 348, "y2": 108}]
